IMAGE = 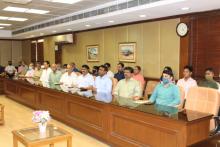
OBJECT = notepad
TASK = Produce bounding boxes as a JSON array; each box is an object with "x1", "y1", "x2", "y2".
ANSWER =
[{"x1": 133, "y1": 100, "x2": 150, "y2": 104}]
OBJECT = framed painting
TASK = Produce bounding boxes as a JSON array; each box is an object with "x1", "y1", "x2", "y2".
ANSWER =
[
  {"x1": 119, "y1": 42, "x2": 136, "y2": 62},
  {"x1": 87, "y1": 45, "x2": 99, "y2": 62}
]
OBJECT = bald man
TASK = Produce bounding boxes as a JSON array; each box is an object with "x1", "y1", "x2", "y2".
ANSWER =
[{"x1": 48, "y1": 64, "x2": 62, "y2": 90}]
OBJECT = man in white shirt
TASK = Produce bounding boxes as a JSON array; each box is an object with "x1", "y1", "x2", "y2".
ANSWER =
[
  {"x1": 77, "y1": 65, "x2": 94, "y2": 97},
  {"x1": 104, "y1": 63, "x2": 114, "y2": 78},
  {"x1": 93, "y1": 65, "x2": 112, "y2": 94},
  {"x1": 25, "y1": 63, "x2": 35, "y2": 84},
  {"x1": 177, "y1": 65, "x2": 197, "y2": 97},
  {"x1": 40, "y1": 61, "x2": 52, "y2": 88},
  {"x1": 60, "y1": 64, "x2": 78, "y2": 93},
  {"x1": 5, "y1": 61, "x2": 16, "y2": 79}
]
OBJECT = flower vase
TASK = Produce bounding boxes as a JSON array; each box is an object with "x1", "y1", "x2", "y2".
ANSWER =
[{"x1": 38, "y1": 122, "x2": 47, "y2": 133}]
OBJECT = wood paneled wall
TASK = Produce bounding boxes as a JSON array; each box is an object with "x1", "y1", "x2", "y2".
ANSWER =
[{"x1": 188, "y1": 11, "x2": 220, "y2": 78}]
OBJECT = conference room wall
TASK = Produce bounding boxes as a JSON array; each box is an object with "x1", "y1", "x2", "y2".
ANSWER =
[
  {"x1": 0, "y1": 40, "x2": 22, "y2": 66},
  {"x1": 21, "y1": 40, "x2": 31, "y2": 65},
  {"x1": 44, "y1": 18, "x2": 180, "y2": 79}
]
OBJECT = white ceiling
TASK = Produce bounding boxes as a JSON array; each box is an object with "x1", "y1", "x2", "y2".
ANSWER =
[{"x1": 0, "y1": 0, "x2": 220, "y2": 39}]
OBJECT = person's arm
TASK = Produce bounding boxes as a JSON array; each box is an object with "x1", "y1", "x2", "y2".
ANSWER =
[
  {"x1": 133, "y1": 82, "x2": 142, "y2": 100},
  {"x1": 149, "y1": 85, "x2": 159, "y2": 103},
  {"x1": 169, "y1": 86, "x2": 181, "y2": 106},
  {"x1": 113, "y1": 81, "x2": 120, "y2": 96}
]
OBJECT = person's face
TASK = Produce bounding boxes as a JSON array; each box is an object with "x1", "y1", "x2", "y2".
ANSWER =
[
  {"x1": 29, "y1": 63, "x2": 34, "y2": 69},
  {"x1": 205, "y1": 70, "x2": 214, "y2": 80},
  {"x1": 36, "y1": 63, "x2": 41, "y2": 70},
  {"x1": 124, "y1": 70, "x2": 132, "y2": 79},
  {"x1": 81, "y1": 67, "x2": 88, "y2": 75},
  {"x1": 98, "y1": 67, "x2": 106, "y2": 77},
  {"x1": 51, "y1": 64, "x2": 57, "y2": 72},
  {"x1": 67, "y1": 65, "x2": 73, "y2": 73},
  {"x1": 183, "y1": 69, "x2": 192, "y2": 78},
  {"x1": 44, "y1": 62, "x2": 49, "y2": 69},
  {"x1": 56, "y1": 64, "x2": 61, "y2": 70},
  {"x1": 134, "y1": 67, "x2": 140, "y2": 75},
  {"x1": 117, "y1": 64, "x2": 123, "y2": 72},
  {"x1": 162, "y1": 73, "x2": 171, "y2": 80}
]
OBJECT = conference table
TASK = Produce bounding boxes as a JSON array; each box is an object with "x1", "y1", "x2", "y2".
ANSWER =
[{"x1": 1, "y1": 78, "x2": 213, "y2": 147}]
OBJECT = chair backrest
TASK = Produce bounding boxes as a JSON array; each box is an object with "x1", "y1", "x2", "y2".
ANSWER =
[
  {"x1": 178, "y1": 86, "x2": 185, "y2": 109},
  {"x1": 185, "y1": 87, "x2": 220, "y2": 130},
  {"x1": 144, "y1": 81, "x2": 159, "y2": 99},
  {"x1": 112, "y1": 78, "x2": 118, "y2": 94}
]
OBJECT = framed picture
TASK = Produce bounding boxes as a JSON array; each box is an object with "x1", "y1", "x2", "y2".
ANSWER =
[
  {"x1": 119, "y1": 42, "x2": 136, "y2": 62},
  {"x1": 87, "y1": 45, "x2": 99, "y2": 62}
]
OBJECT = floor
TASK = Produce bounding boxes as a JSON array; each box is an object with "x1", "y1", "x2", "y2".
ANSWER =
[{"x1": 0, "y1": 95, "x2": 109, "y2": 147}]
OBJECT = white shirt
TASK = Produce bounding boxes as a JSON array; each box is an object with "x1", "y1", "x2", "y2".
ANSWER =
[
  {"x1": 5, "y1": 65, "x2": 16, "y2": 74},
  {"x1": 60, "y1": 72, "x2": 78, "y2": 93},
  {"x1": 94, "y1": 74, "x2": 112, "y2": 93},
  {"x1": 25, "y1": 69, "x2": 35, "y2": 84},
  {"x1": 40, "y1": 68, "x2": 52, "y2": 88},
  {"x1": 107, "y1": 70, "x2": 114, "y2": 78},
  {"x1": 77, "y1": 73, "x2": 94, "y2": 88},
  {"x1": 177, "y1": 77, "x2": 197, "y2": 97}
]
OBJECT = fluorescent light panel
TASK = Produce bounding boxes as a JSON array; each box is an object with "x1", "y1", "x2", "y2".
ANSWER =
[
  {"x1": 0, "y1": 27, "x2": 4, "y2": 29},
  {"x1": 43, "y1": 0, "x2": 82, "y2": 4},
  {"x1": 0, "y1": 16, "x2": 27, "y2": 21},
  {"x1": 3, "y1": 6, "x2": 49, "y2": 14},
  {"x1": 0, "y1": 23, "x2": 11, "y2": 26}
]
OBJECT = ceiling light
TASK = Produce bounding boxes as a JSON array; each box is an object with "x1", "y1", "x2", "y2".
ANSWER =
[
  {"x1": 0, "y1": 16, "x2": 28, "y2": 21},
  {"x1": 181, "y1": 7, "x2": 190, "y2": 11},
  {"x1": 8, "y1": 17, "x2": 28, "y2": 21},
  {"x1": 3, "y1": 6, "x2": 49, "y2": 14},
  {"x1": 0, "y1": 16, "x2": 9, "y2": 20},
  {"x1": 139, "y1": 15, "x2": 146, "y2": 18},
  {"x1": 3, "y1": 6, "x2": 28, "y2": 12},
  {"x1": 26, "y1": 9, "x2": 49, "y2": 14},
  {"x1": 0, "y1": 27, "x2": 4, "y2": 29},
  {"x1": 66, "y1": 29, "x2": 72, "y2": 31},
  {"x1": 0, "y1": 23, "x2": 11, "y2": 26},
  {"x1": 85, "y1": 24, "x2": 91, "y2": 27},
  {"x1": 43, "y1": 0, "x2": 82, "y2": 4},
  {"x1": 108, "y1": 20, "x2": 114, "y2": 23}
]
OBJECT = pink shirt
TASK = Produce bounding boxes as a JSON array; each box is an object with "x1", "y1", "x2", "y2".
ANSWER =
[{"x1": 133, "y1": 74, "x2": 145, "y2": 89}]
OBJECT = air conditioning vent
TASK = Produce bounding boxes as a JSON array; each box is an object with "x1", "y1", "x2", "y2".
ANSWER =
[{"x1": 12, "y1": 0, "x2": 164, "y2": 35}]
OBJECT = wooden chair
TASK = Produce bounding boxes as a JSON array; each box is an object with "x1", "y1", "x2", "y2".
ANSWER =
[
  {"x1": 185, "y1": 87, "x2": 220, "y2": 134},
  {"x1": 0, "y1": 104, "x2": 4, "y2": 125},
  {"x1": 144, "y1": 81, "x2": 159, "y2": 99}
]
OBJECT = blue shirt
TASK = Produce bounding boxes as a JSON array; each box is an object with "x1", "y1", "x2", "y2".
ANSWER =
[
  {"x1": 149, "y1": 83, "x2": 180, "y2": 107},
  {"x1": 72, "y1": 68, "x2": 79, "y2": 72},
  {"x1": 114, "y1": 71, "x2": 125, "y2": 81}
]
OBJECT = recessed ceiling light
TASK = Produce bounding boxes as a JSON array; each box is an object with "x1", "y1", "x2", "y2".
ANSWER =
[
  {"x1": 139, "y1": 14, "x2": 146, "y2": 18},
  {"x1": 66, "y1": 29, "x2": 72, "y2": 31},
  {"x1": 0, "y1": 23, "x2": 11, "y2": 26},
  {"x1": 27, "y1": 9, "x2": 49, "y2": 14},
  {"x1": 85, "y1": 24, "x2": 91, "y2": 27},
  {"x1": 108, "y1": 20, "x2": 114, "y2": 23},
  {"x1": 8, "y1": 17, "x2": 28, "y2": 21},
  {"x1": 0, "y1": 27, "x2": 4, "y2": 29},
  {"x1": 43, "y1": 0, "x2": 82, "y2": 4},
  {"x1": 0, "y1": 16, "x2": 9, "y2": 20},
  {"x1": 52, "y1": 30, "x2": 57, "y2": 33},
  {"x1": 0, "y1": 16, "x2": 28, "y2": 21},
  {"x1": 181, "y1": 7, "x2": 190, "y2": 11},
  {"x1": 3, "y1": 6, "x2": 49, "y2": 14}
]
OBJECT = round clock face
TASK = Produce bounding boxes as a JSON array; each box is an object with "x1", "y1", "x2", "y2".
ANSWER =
[{"x1": 176, "y1": 23, "x2": 188, "y2": 37}]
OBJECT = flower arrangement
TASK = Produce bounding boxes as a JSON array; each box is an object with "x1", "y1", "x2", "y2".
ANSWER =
[{"x1": 32, "y1": 110, "x2": 51, "y2": 124}]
